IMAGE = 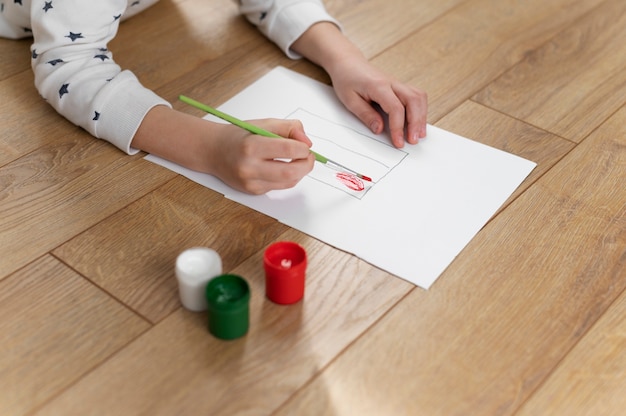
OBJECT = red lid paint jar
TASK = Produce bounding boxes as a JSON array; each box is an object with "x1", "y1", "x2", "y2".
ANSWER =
[
  {"x1": 263, "y1": 241, "x2": 307, "y2": 305},
  {"x1": 205, "y1": 274, "x2": 250, "y2": 340}
]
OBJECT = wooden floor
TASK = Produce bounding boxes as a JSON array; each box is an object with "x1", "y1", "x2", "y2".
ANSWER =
[{"x1": 1, "y1": 0, "x2": 625, "y2": 414}]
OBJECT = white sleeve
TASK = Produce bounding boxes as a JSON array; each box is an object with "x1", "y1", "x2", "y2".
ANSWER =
[
  {"x1": 238, "y1": 0, "x2": 341, "y2": 59},
  {"x1": 29, "y1": 0, "x2": 170, "y2": 154}
]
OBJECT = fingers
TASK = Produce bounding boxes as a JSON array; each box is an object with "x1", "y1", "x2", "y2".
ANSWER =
[
  {"x1": 230, "y1": 132, "x2": 315, "y2": 195},
  {"x1": 398, "y1": 82, "x2": 428, "y2": 144},
  {"x1": 245, "y1": 155, "x2": 315, "y2": 194},
  {"x1": 372, "y1": 82, "x2": 428, "y2": 148},
  {"x1": 341, "y1": 92, "x2": 385, "y2": 135},
  {"x1": 250, "y1": 133, "x2": 313, "y2": 164},
  {"x1": 333, "y1": 68, "x2": 428, "y2": 148},
  {"x1": 253, "y1": 118, "x2": 313, "y2": 147}
]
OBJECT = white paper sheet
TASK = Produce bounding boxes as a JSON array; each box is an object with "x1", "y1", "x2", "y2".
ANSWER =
[{"x1": 146, "y1": 67, "x2": 536, "y2": 289}]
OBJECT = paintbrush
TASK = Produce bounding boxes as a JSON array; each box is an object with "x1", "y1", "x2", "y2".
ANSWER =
[{"x1": 179, "y1": 95, "x2": 372, "y2": 182}]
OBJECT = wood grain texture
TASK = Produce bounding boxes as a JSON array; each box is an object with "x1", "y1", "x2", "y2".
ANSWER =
[
  {"x1": 518, "y1": 213, "x2": 626, "y2": 415},
  {"x1": 1, "y1": 0, "x2": 625, "y2": 414},
  {"x1": 0, "y1": 255, "x2": 149, "y2": 415},
  {"x1": 53, "y1": 176, "x2": 291, "y2": 323},
  {"x1": 277, "y1": 98, "x2": 626, "y2": 415},
  {"x1": 38, "y1": 229, "x2": 412, "y2": 415},
  {"x1": 0, "y1": 70, "x2": 67, "y2": 166},
  {"x1": 110, "y1": 0, "x2": 253, "y2": 90},
  {"x1": 365, "y1": 0, "x2": 606, "y2": 123},
  {"x1": 0, "y1": 138, "x2": 175, "y2": 279},
  {"x1": 474, "y1": 0, "x2": 626, "y2": 142},
  {"x1": 0, "y1": 37, "x2": 30, "y2": 82},
  {"x1": 323, "y1": 0, "x2": 464, "y2": 58}
]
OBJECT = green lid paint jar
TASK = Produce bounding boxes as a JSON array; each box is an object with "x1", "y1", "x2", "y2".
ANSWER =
[{"x1": 205, "y1": 274, "x2": 250, "y2": 340}]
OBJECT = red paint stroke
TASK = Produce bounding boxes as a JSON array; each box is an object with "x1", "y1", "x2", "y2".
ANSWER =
[{"x1": 336, "y1": 172, "x2": 365, "y2": 191}]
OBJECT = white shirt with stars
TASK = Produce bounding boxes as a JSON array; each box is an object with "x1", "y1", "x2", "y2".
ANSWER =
[{"x1": 0, "y1": 0, "x2": 339, "y2": 154}]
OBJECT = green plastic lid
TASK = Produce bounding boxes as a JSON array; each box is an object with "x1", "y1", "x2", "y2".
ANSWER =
[{"x1": 205, "y1": 274, "x2": 250, "y2": 340}]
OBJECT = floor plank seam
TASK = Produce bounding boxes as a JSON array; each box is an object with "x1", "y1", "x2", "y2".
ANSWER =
[
  {"x1": 49, "y1": 251, "x2": 156, "y2": 326},
  {"x1": 512, "y1": 272, "x2": 626, "y2": 415},
  {"x1": 271, "y1": 284, "x2": 418, "y2": 415},
  {"x1": 26, "y1": 321, "x2": 155, "y2": 416}
]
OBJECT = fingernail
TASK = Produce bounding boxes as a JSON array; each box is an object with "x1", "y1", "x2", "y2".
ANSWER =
[{"x1": 370, "y1": 121, "x2": 381, "y2": 133}]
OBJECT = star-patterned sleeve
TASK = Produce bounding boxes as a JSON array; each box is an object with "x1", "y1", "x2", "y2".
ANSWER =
[
  {"x1": 28, "y1": 0, "x2": 170, "y2": 154},
  {"x1": 238, "y1": 0, "x2": 341, "y2": 59}
]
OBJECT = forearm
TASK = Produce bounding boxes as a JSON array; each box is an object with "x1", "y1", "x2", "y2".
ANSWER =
[
  {"x1": 292, "y1": 21, "x2": 428, "y2": 147},
  {"x1": 132, "y1": 105, "x2": 316, "y2": 194},
  {"x1": 291, "y1": 22, "x2": 367, "y2": 78},
  {"x1": 132, "y1": 105, "x2": 221, "y2": 175},
  {"x1": 30, "y1": 0, "x2": 169, "y2": 154}
]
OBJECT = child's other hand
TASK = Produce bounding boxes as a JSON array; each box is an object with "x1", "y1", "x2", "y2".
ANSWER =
[
  {"x1": 329, "y1": 58, "x2": 427, "y2": 148},
  {"x1": 292, "y1": 22, "x2": 427, "y2": 149},
  {"x1": 209, "y1": 119, "x2": 315, "y2": 194}
]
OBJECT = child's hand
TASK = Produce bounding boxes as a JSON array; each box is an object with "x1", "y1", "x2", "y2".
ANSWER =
[
  {"x1": 292, "y1": 22, "x2": 428, "y2": 149},
  {"x1": 133, "y1": 107, "x2": 314, "y2": 195},
  {"x1": 208, "y1": 119, "x2": 315, "y2": 194},
  {"x1": 329, "y1": 58, "x2": 428, "y2": 148}
]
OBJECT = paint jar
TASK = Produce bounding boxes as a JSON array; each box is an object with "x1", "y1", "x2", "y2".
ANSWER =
[
  {"x1": 263, "y1": 241, "x2": 307, "y2": 304},
  {"x1": 205, "y1": 274, "x2": 250, "y2": 340},
  {"x1": 175, "y1": 247, "x2": 223, "y2": 311}
]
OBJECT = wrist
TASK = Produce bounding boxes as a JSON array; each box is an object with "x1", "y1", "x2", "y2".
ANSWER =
[
  {"x1": 132, "y1": 105, "x2": 221, "y2": 175},
  {"x1": 292, "y1": 22, "x2": 365, "y2": 77}
]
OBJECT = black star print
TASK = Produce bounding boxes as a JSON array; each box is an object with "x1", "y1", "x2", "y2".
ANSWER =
[
  {"x1": 93, "y1": 112, "x2": 100, "y2": 121},
  {"x1": 260, "y1": 11, "x2": 267, "y2": 20},
  {"x1": 65, "y1": 32, "x2": 83, "y2": 42},
  {"x1": 59, "y1": 83, "x2": 69, "y2": 98},
  {"x1": 32, "y1": 49, "x2": 38, "y2": 59},
  {"x1": 23, "y1": 27, "x2": 32, "y2": 33},
  {"x1": 47, "y1": 58, "x2": 64, "y2": 66},
  {"x1": 14, "y1": 0, "x2": 22, "y2": 5},
  {"x1": 113, "y1": 14, "x2": 121, "y2": 21},
  {"x1": 43, "y1": 1, "x2": 52, "y2": 12},
  {"x1": 94, "y1": 54, "x2": 109, "y2": 61},
  {"x1": 131, "y1": 1, "x2": 140, "y2": 6},
  {"x1": 1, "y1": 4, "x2": 4, "y2": 12}
]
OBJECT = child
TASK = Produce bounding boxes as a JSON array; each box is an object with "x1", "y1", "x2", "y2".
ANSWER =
[{"x1": 1, "y1": 0, "x2": 427, "y2": 194}]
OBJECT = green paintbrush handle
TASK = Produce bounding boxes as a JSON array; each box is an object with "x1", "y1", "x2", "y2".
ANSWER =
[{"x1": 179, "y1": 95, "x2": 327, "y2": 164}]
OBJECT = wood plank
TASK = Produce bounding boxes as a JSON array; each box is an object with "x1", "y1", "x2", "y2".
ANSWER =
[
  {"x1": 276, "y1": 102, "x2": 626, "y2": 415},
  {"x1": 0, "y1": 38, "x2": 30, "y2": 82},
  {"x1": 323, "y1": 0, "x2": 464, "y2": 58},
  {"x1": 474, "y1": 0, "x2": 626, "y2": 142},
  {"x1": 518, "y1": 269, "x2": 626, "y2": 415},
  {"x1": 0, "y1": 70, "x2": 64, "y2": 166},
  {"x1": 363, "y1": 0, "x2": 606, "y2": 123},
  {"x1": 109, "y1": 0, "x2": 254, "y2": 90},
  {"x1": 0, "y1": 137, "x2": 175, "y2": 279},
  {"x1": 53, "y1": 176, "x2": 290, "y2": 323},
  {"x1": 0, "y1": 255, "x2": 150, "y2": 415},
  {"x1": 37, "y1": 229, "x2": 412, "y2": 415},
  {"x1": 158, "y1": 36, "x2": 290, "y2": 112}
]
